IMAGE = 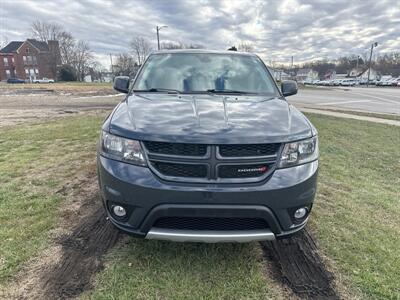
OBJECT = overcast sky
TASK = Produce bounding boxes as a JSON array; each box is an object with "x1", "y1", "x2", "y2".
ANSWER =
[{"x1": 1, "y1": 0, "x2": 399, "y2": 69}]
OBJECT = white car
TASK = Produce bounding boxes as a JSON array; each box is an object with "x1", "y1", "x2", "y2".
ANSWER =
[
  {"x1": 340, "y1": 79, "x2": 356, "y2": 86},
  {"x1": 392, "y1": 78, "x2": 400, "y2": 86},
  {"x1": 33, "y1": 77, "x2": 55, "y2": 83}
]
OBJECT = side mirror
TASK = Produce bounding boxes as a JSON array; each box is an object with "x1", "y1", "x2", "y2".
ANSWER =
[
  {"x1": 113, "y1": 76, "x2": 130, "y2": 93},
  {"x1": 281, "y1": 80, "x2": 298, "y2": 97}
]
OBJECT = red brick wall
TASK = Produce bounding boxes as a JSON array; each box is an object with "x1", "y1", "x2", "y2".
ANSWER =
[
  {"x1": 0, "y1": 54, "x2": 17, "y2": 81},
  {"x1": 0, "y1": 41, "x2": 58, "y2": 81}
]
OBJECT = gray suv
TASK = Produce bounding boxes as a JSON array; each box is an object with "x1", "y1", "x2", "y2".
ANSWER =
[{"x1": 97, "y1": 50, "x2": 318, "y2": 242}]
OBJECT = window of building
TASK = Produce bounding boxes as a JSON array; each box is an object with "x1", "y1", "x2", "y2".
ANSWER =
[
  {"x1": 26, "y1": 47, "x2": 30, "y2": 54},
  {"x1": 5, "y1": 70, "x2": 11, "y2": 79},
  {"x1": 3, "y1": 57, "x2": 8, "y2": 66},
  {"x1": 11, "y1": 57, "x2": 14, "y2": 63},
  {"x1": 34, "y1": 68, "x2": 39, "y2": 74},
  {"x1": 32, "y1": 56, "x2": 37, "y2": 65},
  {"x1": 23, "y1": 56, "x2": 27, "y2": 64}
]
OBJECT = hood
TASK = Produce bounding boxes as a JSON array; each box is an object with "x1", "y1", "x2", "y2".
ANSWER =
[{"x1": 108, "y1": 93, "x2": 312, "y2": 144}]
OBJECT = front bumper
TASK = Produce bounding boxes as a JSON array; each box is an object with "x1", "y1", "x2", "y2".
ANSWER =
[{"x1": 97, "y1": 155, "x2": 318, "y2": 242}]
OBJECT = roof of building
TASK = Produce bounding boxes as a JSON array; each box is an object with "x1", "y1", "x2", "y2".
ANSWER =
[
  {"x1": 0, "y1": 41, "x2": 24, "y2": 53},
  {"x1": 26, "y1": 39, "x2": 49, "y2": 51},
  {"x1": 0, "y1": 39, "x2": 52, "y2": 54}
]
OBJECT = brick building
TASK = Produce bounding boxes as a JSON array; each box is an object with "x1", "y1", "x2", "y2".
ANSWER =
[{"x1": 0, "y1": 39, "x2": 61, "y2": 81}]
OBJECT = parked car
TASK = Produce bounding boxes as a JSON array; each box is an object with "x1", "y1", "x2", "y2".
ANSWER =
[
  {"x1": 303, "y1": 80, "x2": 313, "y2": 85},
  {"x1": 388, "y1": 78, "x2": 400, "y2": 86},
  {"x1": 332, "y1": 79, "x2": 342, "y2": 86},
  {"x1": 33, "y1": 77, "x2": 55, "y2": 83},
  {"x1": 340, "y1": 79, "x2": 356, "y2": 86},
  {"x1": 318, "y1": 80, "x2": 329, "y2": 86},
  {"x1": 97, "y1": 50, "x2": 319, "y2": 243},
  {"x1": 7, "y1": 78, "x2": 25, "y2": 84},
  {"x1": 376, "y1": 76, "x2": 393, "y2": 86}
]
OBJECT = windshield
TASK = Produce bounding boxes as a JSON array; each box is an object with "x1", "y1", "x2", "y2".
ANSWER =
[{"x1": 133, "y1": 53, "x2": 279, "y2": 95}]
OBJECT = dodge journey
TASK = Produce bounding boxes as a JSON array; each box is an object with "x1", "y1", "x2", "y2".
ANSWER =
[{"x1": 97, "y1": 50, "x2": 318, "y2": 242}]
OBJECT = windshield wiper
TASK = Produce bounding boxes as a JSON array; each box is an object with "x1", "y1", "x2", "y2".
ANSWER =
[
  {"x1": 206, "y1": 89, "x2": 257, "y2": 95},
  {"x1": 132, "y1": 88, "x2": 181, "y2": 94}
]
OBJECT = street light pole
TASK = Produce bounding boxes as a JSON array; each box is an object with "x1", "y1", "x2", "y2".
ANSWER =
[
  {"x1": 156, "y1": 25, "x2": 168, "y2": 50},
  {"x1": 367, "y1": 42, "x2": 378, "y2": 87}
]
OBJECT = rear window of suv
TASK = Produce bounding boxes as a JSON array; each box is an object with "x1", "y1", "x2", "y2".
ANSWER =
[{"x1": 133, "y1": 53, "x2": 279, "y2": 96}]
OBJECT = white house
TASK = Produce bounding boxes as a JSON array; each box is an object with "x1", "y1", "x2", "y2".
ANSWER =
[
  {"x1": 269, "y1": 67, "x2": 290, "y2": 82},
  {"x1": 359, "y1": 68, "x2": 379, "y2": 80},
  {"x1": 296, "y1": 68, "x2": 318, "y2": 81}
]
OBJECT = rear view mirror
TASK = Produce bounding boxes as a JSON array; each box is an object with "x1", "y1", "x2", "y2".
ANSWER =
[
  {"x1": 113, "y1": 76, "x2": 130, "y2": 93},
  {"x1": 281, "y1": 80, "x2": 298, "y2": 97}
]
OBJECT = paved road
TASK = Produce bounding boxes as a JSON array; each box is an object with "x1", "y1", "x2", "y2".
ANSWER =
[{"x1": 290, "y1": 87, "x2": 400, "y2": 115}]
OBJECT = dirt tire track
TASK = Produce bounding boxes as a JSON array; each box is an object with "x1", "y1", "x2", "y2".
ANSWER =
[
  {"x1": 2, "y1": 174, "x2": 121, "y2": 300},
  {"x1": 261, "y1": 229, "x2": 340, "y2": 300},
  {"x1": 41, "y1": 203, "x2": 120, "y2": 299}
]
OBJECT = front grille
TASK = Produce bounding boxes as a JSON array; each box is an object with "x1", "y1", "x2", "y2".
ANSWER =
[
  {"x1": 218, "y1": 143, "x2": 281, "y2": 157},
  {"x1": 145, "y1": 142, "x2": 280, "y2": 183},
  {"x1": 219, "y1": 164, "x2": 270, "y2": 178},
  {"x1": 144, "y1": 141, "x2": 207, "y2": 157},
  {"x1": 150, "y1": 161, "x2": 207, "y2": 178},
  {"x1": 153, "y1": 217, "x2": 269, "y2": 231}
]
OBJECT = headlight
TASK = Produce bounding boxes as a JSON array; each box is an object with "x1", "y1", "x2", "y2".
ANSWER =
[
  {"x1": 278, "y1": 136, "x2": 318, "y2": 168},
  {"x1": 100, "y1": 131, "x2": 147, "y2": 166}
]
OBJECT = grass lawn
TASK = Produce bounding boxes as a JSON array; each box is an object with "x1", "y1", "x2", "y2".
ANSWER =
[
  {"x1": 82, "y1": 241, "x2": 276, "y2": 300},
  {"x1": 306, "y1": 114, "x2": 400, "y2": 299},
  {"x1": 0, "y1": 115, "x2": 104, "y2": 284},
  {"x1": 306, "y1": 108, "x2": 400, "y2": 121},
  {"x1": 0, "y1": 113, "x2": 398, "y2": 299}
]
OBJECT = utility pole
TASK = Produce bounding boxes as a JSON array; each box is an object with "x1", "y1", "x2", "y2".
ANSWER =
[
  {"x1": 356, "y1": 55, "x2": 359, "y2": 83},
  {"x1": 367, "y1": 42, "x2": 378, "y2": 87},
  {"x1": 109, "y1": 53, "x2": 113, "y2": 74},
  {"x1": 156, "y1": 25, "x2": 168, "y2": 50},
  {"x1": 290, "y1": 56, "x2": 294, "y2": 80},
  {"x1": 356, "y1": 55, "x2": 359, "y2": 72}
]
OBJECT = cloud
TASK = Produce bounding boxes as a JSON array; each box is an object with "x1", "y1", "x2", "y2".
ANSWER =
[{"x1": 1, "y1": 0, "x2": 399, "y2": 68}]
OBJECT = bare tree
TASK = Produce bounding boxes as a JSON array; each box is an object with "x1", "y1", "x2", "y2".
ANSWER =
[
  {"x1": 130, "y1": 37, "x2": 152, "y2": 65},
  {"x1": 161, "y1": 41, "x2": 185, "y2": 50},
  {"x1": 161, "y1": 41, "x2": 204, "y2": 50},
  {"x1": 71, "y1": 40, "x2": 93, "y2": 81},
  {"x1": 58, "y1": 31, "x2": 76, "y2": 65},
  {"x1": 0, "y1": 35, "x2": 8, "y2": 49},
  {"x1": 114, "y1": 53, "x2": 137, "y2": 76},
  {"x1": 238, "y1": 42, "x2": 254, "y2": 52},
  {"x1": 30, "y1": 20, "x2": 63, "y2": 42},
  {"x1": 30, "y1": 20, "x2": 76, "y2": 65}
]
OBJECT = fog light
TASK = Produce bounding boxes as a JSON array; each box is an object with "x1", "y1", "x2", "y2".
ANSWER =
[
  {"x1": 294, "y1": 207, "x2": 308, "y2": 219},
  {"x1": 112, "y1": 205, "x2": 126, "y2": 217}
]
